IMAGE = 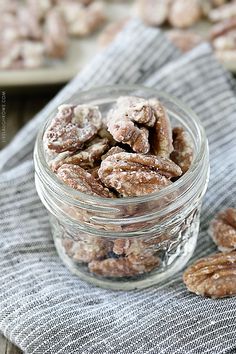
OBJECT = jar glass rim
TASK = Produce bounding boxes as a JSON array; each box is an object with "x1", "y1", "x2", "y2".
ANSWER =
[{"x1": 34, "y1": 84, "x2": 208, "y2": 206}]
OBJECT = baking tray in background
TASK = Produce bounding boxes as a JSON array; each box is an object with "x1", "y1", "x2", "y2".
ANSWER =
[{"x1": 1, "y1": 1, "x2": 235, "y2": 87}]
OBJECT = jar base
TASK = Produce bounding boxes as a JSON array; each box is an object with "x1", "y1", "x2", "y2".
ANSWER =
[{"x1": 54, "y1": 233, "x2": 198, "y2": 291}]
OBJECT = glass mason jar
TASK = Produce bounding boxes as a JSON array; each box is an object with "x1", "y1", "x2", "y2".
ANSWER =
[{"x1": 34, "y1": 85, "x2": 209, "y2": 290}]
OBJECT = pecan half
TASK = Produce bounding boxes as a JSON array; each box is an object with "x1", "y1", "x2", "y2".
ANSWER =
[
  {"x1": 51, "y1": 137, "x2": 109, "y2": 171},
  {"x1": 183, "y1": 252, "x2": 236, "y2": 298},
  {"x1": 210, "y1": 17, "x2": 236, "y2": 40},
  {"x1": 209, "y1": 208, "x2": 236, "y2": 252},
  {"x1": 149, "y1": 99, "x2": 173, "y2": 157},
  {"x1": 44, "y1": 104, "x2": 102, "y2": 153},
  {"x1": 137, "y1": 0, "x2": 170, "y2": 27},
  {"x1": 89, "y1": 253, "x2": 160, "y2": 277},
  {"x1": 98, "y1": 152, "x2": 182, "y2": 197},
  {"x1": 208, "y1": 1, "x2": 236, "y2": 22},
  {"x1": 63, "y1": 236, "x2": 112, "y2": 263},
  {"x1": 113, "y1": 235, "x2": 168, "y2": 256},
  {"x1": 101, "y1": 146, "x2": 126, "y2": 160},
  {"x1": 212, "y1": 30, "x2": 236, "y2": 51},
  {"x1": 168, "y1": 0, "x2": 202, "y2": 29},
  {"x1": 57, "y1": 164, "x2": 114, "y2": 198},
  {"x1": 170, "y1": 127, "x2": 194, "y2": 173},
  {"x1": 44, "y1": 8, "x2": 68, "y2": 58},
  {"x1": 107, "y1": 96, "x2": 156, "y2": 154},
  {"x1": 59, "y1": 1, "x2": 106, "y2": 37},
  {"x1": 200, "y1": 0, "x2": 227, "y2": 16}
]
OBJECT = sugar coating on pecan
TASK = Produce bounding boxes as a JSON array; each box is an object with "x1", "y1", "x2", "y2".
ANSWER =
[
  {"x1": 107, "y1": 96, "x2": 156, "y2": 153},
  {"x1": 44, "y1": 8, "x2": 67, "y2": 58},
  {"x1": 101, "y1": 146, "x2": 126, "y2": 160},
  {"x1": 212, "y1": 31, "x2": 236, "y2": 51},
  {"x1": 170, "y1": 127, "x2": 194, "y2": 173},
  {"x1": 137, "y1": 0, "x2": 170, "y2": 27},
  {"x1": 209, "y1": 208, "x2": 236, "y2": 252},
  {"x1": 113, "y1": 236, "x2": 165, "y2": 256},
  {"x1": 183, "y1": 252, "x2": 236, "y2": 298},
  {"x1": 63, "y1": 237, "x2": 112, "y2": 263},
  {"x1": 58, "y1": 1, "x2": 106, "y2": 37},
  {"x1": 149, "y1": 99, "x2": 173, "y2": 158},
  {"x1": 200, "y1": 0, "x2": 227, "y2": 16},
  {"x1": 57, "y1": 164, "x2": 114, "y2": 198},
  {"x1": 17, "y1": 6, "x2": 43, "y2": 40},
  {"x1": 50, "y1": 137, "x2": 110, "y2": 171},
  {"x1": 98, "y1": 152, "x2": 181, "y2": 197},
  {"x1": 210, "y1": 17, "x2": 236, "y2": 40},
  {"x1": 44, "y1": 104, "x2": 102, "y2": 153},
  {"x1": 168, "y1": 0, "x2": 202, "y2": 29},
  {"x1": 89, "y1": 253, "x2": 160, "y2": 277},
  {"x1": 208, "y1": 1, "x2": 236, "y2": 22}
]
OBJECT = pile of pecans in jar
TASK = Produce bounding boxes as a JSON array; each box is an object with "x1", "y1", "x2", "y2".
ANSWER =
[
  {"x1": 43, "y1": 96, "x2": 194, "y2": 278},
  {"x1": 44, "y1": 97, "x2": 193, "y2": 197}
]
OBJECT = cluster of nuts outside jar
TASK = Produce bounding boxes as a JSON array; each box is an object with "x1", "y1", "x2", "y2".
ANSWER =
[
  {"x1": 137, "y1": 0, "x2": 236, "y2": 59},
  {"x1": 2, "y1": 0, "x2": 236, "y2": 70}
]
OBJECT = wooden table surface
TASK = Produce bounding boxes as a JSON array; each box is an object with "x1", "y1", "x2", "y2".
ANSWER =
[{"x1": 0, "y1": 84, "x2": 63, "y2": 354}]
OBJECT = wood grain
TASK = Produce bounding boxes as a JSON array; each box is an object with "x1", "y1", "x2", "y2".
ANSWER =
[{"x1": 0, "y1": 85, "x2": 62, "y2": 354}]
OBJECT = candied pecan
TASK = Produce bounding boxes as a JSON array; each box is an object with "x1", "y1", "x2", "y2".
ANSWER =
[
  {"x1": 17, "y1": 6, "x2": 42, "y2": 40},
  {"x1": 212, "y1": 30, "x2": 236, "y2": 50},
  {"x1": 45, "y1": 148, "x2": 73, "y2": 172},
  {"x1": 44, "y1": 9, "x2": 68, "y2": 58},
  {"x1": 0, "y1": 40, "x2": 45, "y2": 69},
  {"x1": 183, "y1": 252, "x2": 236, "y2": 298},
  {"x1": 107, "y1": 96, "x2": 156, "y2": 154},
  {"x1": 113, "y1": 234, "x2": 170, "y2": 255},
  {"x1": 101, "y1": 146, "x2": 126, "y2": 160},
  {"x1": 170, "y1": 127, "x2": 194, "y2": 173},
  {"x1": 208, "y1": 2, "x2": 236, "y2": 22},
  {"x1": 166, "y1": 30, "x2": 204, "y2": 52},
  {"x1": 57, "y1": 164, "x2": 114, "y2": 198},
  {"x1": 149, "y1": 99, "x2": 173, "y2": 158},
  {"x1": 59, "y1": 1, "x2": 106, "y2": 37},
  {"x1": 168, "y1": 0, "x2": 202, "y2": 29},
  {"x1": 26, "y1": 0, "x2": 52, "y2": 20},
  {"x1": 137, "y1": 0, "x2": 170, "y2": 27},
  {"x1": 98, "y1": 152, "x2": 181, "y2": 197},
  {"x1": 100, "y1": 152, "x2": 182, "y2": 179},
  {"x1": 209, "y1": 208, "x2": 236, "y2": 252},
  {"x1": 51, "y1": 137, "x2": 109, "y2": 171},
  {"x1": 101, "y1": 170, "x2": 172, "y2": 197},
  {"x1": 89, "y1": 253, "x2": 160, "y2": 277},
  {"x1": 44, "y1": 104, "x2": 102, "y2": 153},
  {"x1": 200, "y1": 0, "x2": 227, "y2": 16},
  {"x1": 62, "y1": 236, "x2": 112, "y2": 263},
  {"x1": 98, "y1": 18, "x2": 128, "y2": 47},
  {"x1": 210, "y1": 17, "x2": 236, "y2": 40}
]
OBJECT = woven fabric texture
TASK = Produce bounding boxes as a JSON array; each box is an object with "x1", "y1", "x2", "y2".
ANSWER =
[{"x1": 0, "y1": 20, "x2": 236, "y2": 354}]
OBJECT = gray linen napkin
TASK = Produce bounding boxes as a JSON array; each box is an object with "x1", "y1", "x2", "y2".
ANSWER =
[{"x1": 0, "y1": 19, "x2": 236, "y2": 354}]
